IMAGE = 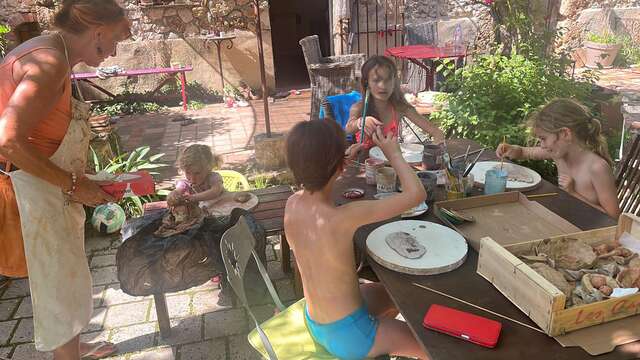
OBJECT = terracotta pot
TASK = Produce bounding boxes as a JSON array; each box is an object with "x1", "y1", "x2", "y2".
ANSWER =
[{"x1": 583, "y1": 41, "x2": 622, "y2": 69}]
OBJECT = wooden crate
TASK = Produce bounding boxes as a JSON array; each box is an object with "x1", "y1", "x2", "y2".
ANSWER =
[
  {"x1": 477, "y1": 213, "x2": 640, "y2": 336},
  {"x1": 435, "y1": 192, "x2": 580, "y2": 251}
]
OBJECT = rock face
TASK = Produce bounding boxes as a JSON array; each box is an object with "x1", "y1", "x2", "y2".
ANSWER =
[{"x1": 0, "y1": 0, "x2": 275, "y2": 93}]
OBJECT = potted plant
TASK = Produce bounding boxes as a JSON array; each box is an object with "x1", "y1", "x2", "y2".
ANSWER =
[{"x1": 584, "y1": 31, "x2": 622, "y2": 69}]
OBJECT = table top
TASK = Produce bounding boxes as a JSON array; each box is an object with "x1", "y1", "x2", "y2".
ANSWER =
[
  {"x1": 335, "y1": 139, "x2": 636, "y2": 359},
  {"x1": 250, "y1": 185, "x2": 293, "y2": 234},
  {"x1": 72, "y1": 66, "x2": 194, "y2": 80},
  {"x1": 384, "y1": 45, "x2": 467, "y2": 60}
]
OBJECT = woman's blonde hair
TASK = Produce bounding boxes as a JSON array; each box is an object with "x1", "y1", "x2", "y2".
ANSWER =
[
  {"x1": 178, "y1": 144, "x2": 222, "y2": 171},
  {"x1": 527, "y1": 98, "x2": 612, "y2": 166},
  {"x1": 53, "y1": 0, "x2": 126, "y2": 34}
]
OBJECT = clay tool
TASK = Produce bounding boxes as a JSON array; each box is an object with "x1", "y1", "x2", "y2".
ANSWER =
[
  {"x1": 412, "y1": 282, "x2": 545, "y2": 334},
  {"x1": 526, "y1": 193, "x2": 558, "y2": 199},
  {"x1": 500, "y1": 135, "x2": 506, "y2": 172},
  {"x1": 463, "y1": 149, "x2": 485, "y2": 177}
]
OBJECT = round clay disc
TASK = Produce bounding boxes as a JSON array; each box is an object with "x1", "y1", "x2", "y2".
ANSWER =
[{"x1": 366, "y1": 220, "x2": 468, "y2": 275}]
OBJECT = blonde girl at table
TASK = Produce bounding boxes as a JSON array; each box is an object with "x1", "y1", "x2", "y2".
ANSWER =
[
  {"x1": 0, "y1": 0, "x2": 131, "y2": 358},
  {"x1": 497, "y1": 98, "x2": 620, "y2": 218},
  {"x1": 345, "y1": 55, "x2": 445, "y2": 149}
]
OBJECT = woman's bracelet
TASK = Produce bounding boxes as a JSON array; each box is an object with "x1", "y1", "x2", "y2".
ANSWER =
[{"x1": 63, "y1": 172, "x2": 78, "y2": 196}]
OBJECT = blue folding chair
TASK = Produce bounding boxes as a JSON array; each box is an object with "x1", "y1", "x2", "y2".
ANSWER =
[{"x1": 319, "y1": 91, "x2": 362, "y2": 142}]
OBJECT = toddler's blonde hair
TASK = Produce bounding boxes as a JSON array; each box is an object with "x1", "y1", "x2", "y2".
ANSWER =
[
  {"x1": 178, "y1": 144, "x2": 222, "y2": 171},
  {"x1": 527, "y1": 98, "x2": 612, "y2": 167}
]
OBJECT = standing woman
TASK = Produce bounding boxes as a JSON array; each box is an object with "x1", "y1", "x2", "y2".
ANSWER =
[{"x1": 0, "y1": 1, "x2": 130, "y2": 358}]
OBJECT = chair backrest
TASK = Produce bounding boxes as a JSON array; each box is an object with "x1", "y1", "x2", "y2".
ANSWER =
[
  {"x1": 616, "y1": 131, "x2": 640, "y2": 214},
  {"x1": 299, "y1": 35, "x2": 323, "y2": 67},
  {"x1": 319, "y1": 91, "x2": 362, "y2": 130},
  {"x1": 220, "y1": 216, "x2": 286, "y2": 359},
  {"x1": 216, "y1": 170, "x2": 250, "y2": 191}
]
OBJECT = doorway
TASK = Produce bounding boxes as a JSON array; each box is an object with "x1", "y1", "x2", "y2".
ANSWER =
[{"x1": 269, "y1": 0, "x2": 331, "y2": 90}]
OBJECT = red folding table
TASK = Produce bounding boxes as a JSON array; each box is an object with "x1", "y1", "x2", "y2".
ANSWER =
[
  {"x1": 384, "y1": 45, "x2": 466, "y2": 91},
  {"x1": 71, "y1": 66, "x2": 194, "y2": 111}
]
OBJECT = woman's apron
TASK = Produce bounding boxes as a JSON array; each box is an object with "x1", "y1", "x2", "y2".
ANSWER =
[{"x1": 10, "y1": 79, "x2": 93, "y2": 351}]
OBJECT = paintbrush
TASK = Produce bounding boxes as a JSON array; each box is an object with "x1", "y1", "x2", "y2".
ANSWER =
[
  {"x1": 463, "y1": 149, "x2": 485, "y2": 177},
  {"x1": 526, "y1": 193, "x2": 558, "y2": 199},
  {"x1": 359, "y1": 88, "x2": 370, "y2": 144},
  {"x1": 500, "y1": 135, "x2": 506, "y2": 172},
  {"x1": 452, "y1": 148, "x2": 483, "y2": 160},
  {"x1": 402, "y1": 118, "x2": 426, "y2": 146},
  {"x1": 463, "y1": 145, "x2": 471, "y2": 168}
]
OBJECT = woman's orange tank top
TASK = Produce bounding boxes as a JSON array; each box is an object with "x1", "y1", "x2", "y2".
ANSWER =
[{"x1": 0, "y1": 46, "x2": 71, "y2": 161}]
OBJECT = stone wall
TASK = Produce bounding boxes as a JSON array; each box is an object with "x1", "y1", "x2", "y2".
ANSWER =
[{"x1": 0, "y1": 0, "x2": 275, "y2": 94}]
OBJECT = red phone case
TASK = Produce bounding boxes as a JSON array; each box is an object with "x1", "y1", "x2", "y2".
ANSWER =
[{"x1": 423, "y1": 304, "x2": 502, "y2": 348}]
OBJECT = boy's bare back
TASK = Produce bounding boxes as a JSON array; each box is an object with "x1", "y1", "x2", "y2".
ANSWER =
[{"x1": 285, "y1": 194, "x2": 363, "y2": 323}]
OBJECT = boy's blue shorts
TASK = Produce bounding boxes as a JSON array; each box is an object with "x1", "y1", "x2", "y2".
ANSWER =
[{"x1": 305, "y1": 304, "x2": 379, "y2": 360}]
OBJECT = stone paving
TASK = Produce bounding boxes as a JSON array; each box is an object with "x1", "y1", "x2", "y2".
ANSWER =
[{"x1": 0, "y1": 232, "x2": 295, "y2": 359}]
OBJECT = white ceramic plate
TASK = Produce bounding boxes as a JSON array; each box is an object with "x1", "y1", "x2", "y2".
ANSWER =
[
  {"x1": 366, "y1": 220, "x2": 467, "y2": 275},
  {"x1": 469, "y1": 161, "x2": 542, "y2": 191},
  {"x1": 402, "y1": 202, "x2": 429, "y2": 218},
  {"x1": 369, "y1": 143, "x2": 424, "y2": 164}
]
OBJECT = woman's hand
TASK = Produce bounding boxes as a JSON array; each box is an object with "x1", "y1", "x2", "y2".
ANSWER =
[
  {"x1": 558, "y1": 174, "x2": 575, "y2": 194},
  {"x1": 357, "y1": 116, "x2": 383, "y2": 137},
  {"x1": 70, "y1": 176, "x2": 116, "y2": 207},
  {"x1": 496, "y1": 143, "x2": 523, "y2": 160},
  {"x1": 372, "y1": 127, "x2": 400, "y2": 160}
]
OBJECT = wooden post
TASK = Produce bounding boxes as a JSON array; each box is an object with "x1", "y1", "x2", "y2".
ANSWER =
[
  {"x1": 254, "y1": 0, "x2": 271, "y2": 137},
  {"x1": 154, "y1": 293, "x2": 172, "y2": 338}
]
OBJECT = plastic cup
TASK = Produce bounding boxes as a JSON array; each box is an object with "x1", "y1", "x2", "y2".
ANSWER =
[
  {"x1": 376, "y1": 167, "x2": 397, "y2": 193},
  {"x1": 461, "y1": 174, "x2": 475, "y2": 195},
  {"x1": 422, "y1": 144, "x2": 443, "y2": 170},
  {"x1": 484, "y1": 169, "x2": 508, "y2": 195},
  {"x1": 365, "y1": 158, "x2": 385, "y2": 185},
  {"x1": 416, "y1": 171, "x2": 438, "y2": 202}
]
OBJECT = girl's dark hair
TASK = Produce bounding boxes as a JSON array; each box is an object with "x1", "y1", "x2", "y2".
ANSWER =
[
  {"x1": 286, "y1": 120, "x2": 347, "y2": 192},
  {"x1": 527, "y1": 98, "x2": 612, "y2": 167},
  {"x1": 352, "y1": 55, "x2": 412, "y2": 119},
  {"x1": 53, "y1": 0, "x2": 126, "y2": 34}
]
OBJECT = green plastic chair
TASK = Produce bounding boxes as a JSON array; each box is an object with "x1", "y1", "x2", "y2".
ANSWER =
[
  {"x1": 220, "y1": 216, "x2": 338, "y2": 360},
  {"x1": 216, "y1": 169, "x2": 250, "y2": 191}
]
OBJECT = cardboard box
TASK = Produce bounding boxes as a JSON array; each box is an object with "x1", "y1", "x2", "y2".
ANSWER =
[
  {"x1": 477, "y1": 213, "x2": 640, "y2": 337},
  {"x1": 100, "y1": 171, "x2": 155, "y2": 200}
]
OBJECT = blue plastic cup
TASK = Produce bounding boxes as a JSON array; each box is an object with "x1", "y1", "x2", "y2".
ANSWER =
[{"x1": 484, "y1": 169, "x2": 507, "y2": 195}]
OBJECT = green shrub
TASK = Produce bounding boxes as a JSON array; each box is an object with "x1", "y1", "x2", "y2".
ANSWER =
[
  {"x1": 0, "y1": 24, "x2": 10, "y2": 57},
  {"x1": 586, "y1": 32, "x2": 620, "y2": 45},
  {"x1": 616, "y1": 35, "x2": 640, "y2": 67},
  {"x1": 90, "y1": 146, "x2": 168, "y2": 218},
  {"x1": 430, "y1": 50, "x2": 594, "y2": 182},
  {"x1": 93, "y1": 101, "x2": 164, "y2": 117}
]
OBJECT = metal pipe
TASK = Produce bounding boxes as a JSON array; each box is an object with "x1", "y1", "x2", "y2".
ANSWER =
[
  {"x1": 385, "y1": 0, "x2": 388, "y2": 50},
  {"x1": 365, "y1": 1, "x2": 370, "y2": 57},
  {"x1": 356, "y1": 0, "x2": 360, "y2": 53},
  {"x1": 254, "y1": 0, "x2": 271, "y2": 137},
  {"x1": 375, "y1": 0, "x2": 379, "y2": 55}
]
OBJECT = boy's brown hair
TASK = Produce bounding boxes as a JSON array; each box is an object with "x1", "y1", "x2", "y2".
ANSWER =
[{"x1": 286, "y1": 120, "x2": 347, "y2": 192}]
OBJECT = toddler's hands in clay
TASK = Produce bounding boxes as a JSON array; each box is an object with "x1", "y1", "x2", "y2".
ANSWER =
[{"x1": 558, "y1": 174, "x2": 575, "y2": 193}]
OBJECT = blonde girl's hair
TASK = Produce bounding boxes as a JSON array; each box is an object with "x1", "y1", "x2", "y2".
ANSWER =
[
  {"x1": 178, "y1": 144, "x2": 222, "y2": 171},
  {"x1": 527, "y1": 98, "x2": 612, "y2": 167},
  {"x1": 352, "y1": 56, "x2": 412, "y2": 119}
]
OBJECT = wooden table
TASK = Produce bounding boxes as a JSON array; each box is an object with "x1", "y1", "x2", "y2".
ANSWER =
[
  {"x1": 72, "y1": 66, "x2": 193, "y2": 111},
  {"x1": 334, "y1": 139, "x2": 639, "y2": 359},
  {"x1": 250, "y1": 185, "x2": 294, "y2": 274}
]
